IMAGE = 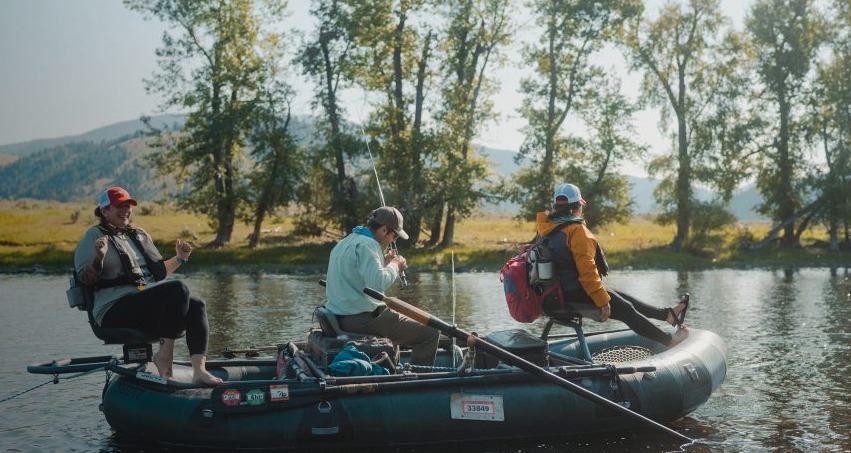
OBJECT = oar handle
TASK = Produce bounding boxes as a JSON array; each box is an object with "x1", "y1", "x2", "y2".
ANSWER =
[{"x1": 364, "y1": 288, "x2": 432, "y2": 326}]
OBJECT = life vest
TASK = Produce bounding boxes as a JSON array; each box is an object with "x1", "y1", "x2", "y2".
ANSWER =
[
  {"x1": 543, "y1": 221, "x2": 609, "y2": 294},
  {"x1": 94, "y1": 224, "x2": 166, "y2": 289}
]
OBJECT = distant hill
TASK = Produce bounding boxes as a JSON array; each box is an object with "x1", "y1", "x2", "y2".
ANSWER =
[
  {"x1": 0, "y1": 114, "x2": 188, "y2": 158},
  {"x1": 0, "y1": 137, "x2": 163, "y2": 202},
  {"x1": 0, "y1": 114, "x2": 319, "y2": 204},
  {"x1": 0, "y1": 116, "x2": 765, "y2": 220}
]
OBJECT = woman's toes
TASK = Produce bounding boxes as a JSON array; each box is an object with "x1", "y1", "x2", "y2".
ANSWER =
[{"x1": 193, "y1": 371, "x2": 223, "y2": 386}]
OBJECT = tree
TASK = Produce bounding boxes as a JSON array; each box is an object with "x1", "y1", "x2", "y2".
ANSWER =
[
  {"x1": 432, "y1": 0, "x2": 513, "y2": 246},
  {"x1": 807, "y1": 0, "x2": 851, "y2": 250},
  {"x1": 624, "y1": 0, "x2": 743, "y2": 251},
  {"x1": 746, "y1": 0, "x2": 826, "y2": 247},
  {"x1": 343, "y1": 0, "x2": 435, "y2": 246},
  {"x1": 125, "y1": 0, "x2": 288, "y2": 246},
  {"x1": 571, "y1": 74, "x2": 646, "y2": 229},
  {"x1": 245, "y1": 82, "x2": 304, "y2": 249},
  {"x1": 297, "y1": 0, "x2": 363, "y2": 234},
  {"x1": 511, "y1": 0, "x2": 641, "y2": 221}
]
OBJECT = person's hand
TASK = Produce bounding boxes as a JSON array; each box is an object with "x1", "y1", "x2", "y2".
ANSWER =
[
  {"x1": 176, "y1": 239, "x2": 192, "y2": 261},
  {"x1": 599, "y1": 303, "x2": 611, "y2": 322},
  {"x1": 393, "y1": 254, "x2": 408, "y2": 272},
  {"x1": 94, "y1": 236, "x2": 108, "y2": 260},
  {"x1": 383, "y1": 248, "x2": 395, "y2": 265}
]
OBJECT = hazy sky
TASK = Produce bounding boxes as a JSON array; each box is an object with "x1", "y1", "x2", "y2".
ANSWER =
[{"x1": 0, "y1": 0, "x2": 749, "y2": 175}]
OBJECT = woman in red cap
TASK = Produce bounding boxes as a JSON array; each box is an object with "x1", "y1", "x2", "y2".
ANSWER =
[
  {"x1": 74, "y1": 186, "x2": 222, "y2": 385},
  {"x1": 534, "y1": 183, "x2": 690, "y2": 346}
]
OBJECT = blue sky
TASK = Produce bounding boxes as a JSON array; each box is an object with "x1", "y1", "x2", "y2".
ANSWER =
[{"x1": 0, "y1": 0, "x2": 749, "y2": 176}]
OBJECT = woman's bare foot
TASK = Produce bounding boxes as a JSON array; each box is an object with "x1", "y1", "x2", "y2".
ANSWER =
[
  {"x1": 193, "y1": 370, "x2": 223, "y2": 386},
  {"x1": 669, "y1": 325, "x2": 690, "y2": 347},
  {"x1": 666, "y1": 294, "x2": 690, "y2": 326},
  {"x1": 152, "y1": 352, "x2": 173, "y2": 379}
]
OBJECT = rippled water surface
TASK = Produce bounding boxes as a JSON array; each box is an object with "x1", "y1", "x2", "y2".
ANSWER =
[{"x1": 1, "y1": 267, "x2": 850, "y2": 452}]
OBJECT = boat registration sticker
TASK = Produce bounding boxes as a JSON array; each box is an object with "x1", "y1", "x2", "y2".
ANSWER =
[
  {"x1": 269, "y1": 384, "x2": 289, "y2": 402},
  {"x1": 450, "y1": 393, "x2": 505, "y2": 421}
]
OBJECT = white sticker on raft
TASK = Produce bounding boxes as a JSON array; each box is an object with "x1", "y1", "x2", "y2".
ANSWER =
[
  {"x1": 269, "y1": 384, "x2": 290, "y2": 402},
  {"x1": 135, "y1": 370, "x2": 168, "y2": 385},
  {"x1": 450, "y1": 393, "x2": 505, "y2": 421}
]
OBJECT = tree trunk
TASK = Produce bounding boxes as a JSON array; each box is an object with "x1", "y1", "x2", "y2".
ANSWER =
[
  {"x1": 441, "y1": 206, "x2": 456, "y2": 247},
  {"x1": 428, "y1": 203, "x2": 443, "y2": 246},
  {"x1": 249, "y1": 209, "x2": 266, "y2": 249},
  {"x1": 777, "y1": 93, "x2": 797, "y2": 247},
  {"x1": 671, "y1": 78, "x2": 691, "y2": 251}
]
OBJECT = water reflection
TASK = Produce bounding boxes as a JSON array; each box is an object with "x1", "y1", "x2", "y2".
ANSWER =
[{"x1": 2, "y1": 268, "x2": 850, "y2": 452}]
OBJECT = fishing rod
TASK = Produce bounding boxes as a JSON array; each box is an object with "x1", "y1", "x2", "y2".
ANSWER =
[
  {"x1": 451, "y1": 252, "x2": 457, "y2": 367},
  {"x1": 356, "y1": 115, "x2": 409, "y2": 288}
]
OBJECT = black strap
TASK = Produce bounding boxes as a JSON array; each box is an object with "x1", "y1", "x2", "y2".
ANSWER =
[{"x1": 530, "y1": 220, "x2": 577, "y2": 244}]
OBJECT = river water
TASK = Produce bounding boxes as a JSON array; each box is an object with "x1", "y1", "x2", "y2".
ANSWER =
[{"x1": 1, "y1": 267, "x2": 850, "y2": 452}]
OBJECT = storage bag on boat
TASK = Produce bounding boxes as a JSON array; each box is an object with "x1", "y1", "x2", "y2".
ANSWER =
[
  {"x1": 500, "y1": 244, "x2": 559, "y2": 323},
  {"x1": 328, "y1": 344, "x2": 390, "y2": 376},
  {"x1": 66, "y1": 271, "x2": 93, "y2": 311},
  {"x1": 475, "y1": 329, "x2": 549, "y2": 368}
]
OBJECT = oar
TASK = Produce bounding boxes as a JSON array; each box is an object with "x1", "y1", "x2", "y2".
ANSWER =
[{"x1": 363, "y1": 287, "x2": 694, "y2": 444}]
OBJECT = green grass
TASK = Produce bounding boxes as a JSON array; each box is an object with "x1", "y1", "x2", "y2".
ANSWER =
[{"x1": 1, "y1": 199, "x2": 847, "y2": 273}]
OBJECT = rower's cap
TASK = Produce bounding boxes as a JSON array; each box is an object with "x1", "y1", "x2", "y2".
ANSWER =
[
  {"x1": 553, "y1": 183, "x2": 586, "y2": 205},
  {"x1": 370, "y1": 206, "x2": 409, "y2": 240},
  {"x1": 98, "y1": 186, "x2": 137, "y2": 209}
]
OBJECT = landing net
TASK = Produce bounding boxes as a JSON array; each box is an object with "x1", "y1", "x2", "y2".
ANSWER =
[{"x1": 592, "y1": 346, "x2": 653, "y2": 364}]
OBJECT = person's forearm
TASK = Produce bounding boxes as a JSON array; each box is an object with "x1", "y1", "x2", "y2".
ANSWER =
[
  {"x1": 78, "y1": 261, "x2": 102, "y2": 285},
  {"x1": 164, "y1": 256, "x2": 185, "y2": 275}
]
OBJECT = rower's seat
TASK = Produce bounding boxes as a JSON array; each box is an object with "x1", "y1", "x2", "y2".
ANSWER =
[
  {"x1": 85, "y1": 301, "x2": 182, "y2": 364},
  {"x1": 541, "y1": 297, "x2": 602, "y2": 363},
  {"x1": 313, "y1": 306, "x2": 377, "y2": 340}
]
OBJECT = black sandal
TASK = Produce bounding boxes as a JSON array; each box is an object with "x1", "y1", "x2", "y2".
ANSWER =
[{"x1": 668, "y1": 293, "x2": 690, "y2": 327}]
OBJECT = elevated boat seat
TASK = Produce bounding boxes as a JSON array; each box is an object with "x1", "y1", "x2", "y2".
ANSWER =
[
  {"x1": 86, "y1": 307, "x2": 182, "y2": 364},
  {"x1": 541, "y1": 298, "x2": 603, "y2": 363},
  {"x1": 309, "y1": 306, "x2": 399, "y2": 370},
  {"x1": 313, "y1": 306, "x2": 379, "y2": 340}
]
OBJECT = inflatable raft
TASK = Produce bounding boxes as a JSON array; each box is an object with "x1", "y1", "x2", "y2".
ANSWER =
[
  {"x1": 28, "y1": 289, "x2": 725, "y2": 449},
  {"x1": 30, "y1": 315, "x2": 726, "y2": 450}
]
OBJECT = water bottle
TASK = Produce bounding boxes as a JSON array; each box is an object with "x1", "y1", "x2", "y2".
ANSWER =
[{"x1": 536, "y1": 239, "x2": 553, "y2": 281}]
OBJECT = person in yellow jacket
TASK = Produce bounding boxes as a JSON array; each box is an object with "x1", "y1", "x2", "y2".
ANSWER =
[{"x1": 535, "y1": 183, "x2": 689, "y2": 346}]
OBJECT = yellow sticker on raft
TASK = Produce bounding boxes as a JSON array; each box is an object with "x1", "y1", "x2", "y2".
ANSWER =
[{"x1": 450, "y1": 393, "x2": 504, "y2": 421}]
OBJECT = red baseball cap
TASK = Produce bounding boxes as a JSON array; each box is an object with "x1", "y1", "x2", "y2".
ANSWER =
[{"x1": 98, "y1": 187, "x2": 137, "y2": 208}]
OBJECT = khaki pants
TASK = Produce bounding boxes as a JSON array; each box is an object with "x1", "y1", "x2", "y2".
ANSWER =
[{"x1": 339, "y1": 308, "x2": 439, "y2": 367}]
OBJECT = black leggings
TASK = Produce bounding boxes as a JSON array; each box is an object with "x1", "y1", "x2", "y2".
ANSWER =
[
  {"x1": 101, "y1": 280, "x2": 211, "y2": 356},
  {"x1": 563, "y1": 288, "x2": 672, "y2": 345}
]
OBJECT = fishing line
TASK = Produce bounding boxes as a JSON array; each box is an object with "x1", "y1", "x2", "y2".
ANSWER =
[
  {"x1": 0, "y1": 366, "x2": 104, "y2": 404},
  {"x1": 451, "y1": 251, "x2": 457, "y2": 367},
  {"x1": 353, "y1": 102, "x2": 409, "y2": 288}
]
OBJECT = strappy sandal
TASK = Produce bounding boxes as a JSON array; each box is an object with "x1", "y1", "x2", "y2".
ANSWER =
[{"x1": 667, "y1": 293, "x2": 690, "y2": 327}]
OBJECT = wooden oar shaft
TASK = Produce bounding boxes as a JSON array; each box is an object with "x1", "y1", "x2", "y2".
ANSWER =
[{"x1": 363, "y1": 288, "x2": 693, "y2": 444}]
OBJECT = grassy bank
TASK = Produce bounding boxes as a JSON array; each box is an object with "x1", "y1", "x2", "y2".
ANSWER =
[{"x1": 1, "y1": 199, "x2": 847, "y2": 273}]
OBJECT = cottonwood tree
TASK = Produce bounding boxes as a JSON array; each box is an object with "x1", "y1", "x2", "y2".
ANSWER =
[
  {"x1": 807, "y1": 0, "x2": 851, "y2": 250},
  {"x1": 297, "y1": 0, "x2": 364, "y2": 234},
  {"x1": 510, "y1": 0, "x2": 641, "y2": 221},
  {"x1": 431, "y1": 0, "x2": 513, "y2": 246},
  {"x1": 746, "y1": 0, "x2": 826, "y2": 247},
  {"x1": 126, "y1": 0, "x2": 289, "y2": 246},
  {"x1": 624, "y1": 0, "x2": 751, "y2": 250},
  {"x1": 245, "y1": 82, "x2": 303, "y2": 249},
  {"x1": 570, "y1": 74, "x2": 646, "y2": 229},
  {"x1": 342, "y1": 0, "x2": 436, "y2": 246}
]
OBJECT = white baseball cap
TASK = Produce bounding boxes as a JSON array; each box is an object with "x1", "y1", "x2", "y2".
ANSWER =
[{"x1": 553, "y1": 183, "x2": 586, "y2": 205}]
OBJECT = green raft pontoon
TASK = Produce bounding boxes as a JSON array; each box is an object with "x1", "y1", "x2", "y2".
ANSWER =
[{"x1": 29, "y1": 292, "x2": 727, "y2": 450}]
